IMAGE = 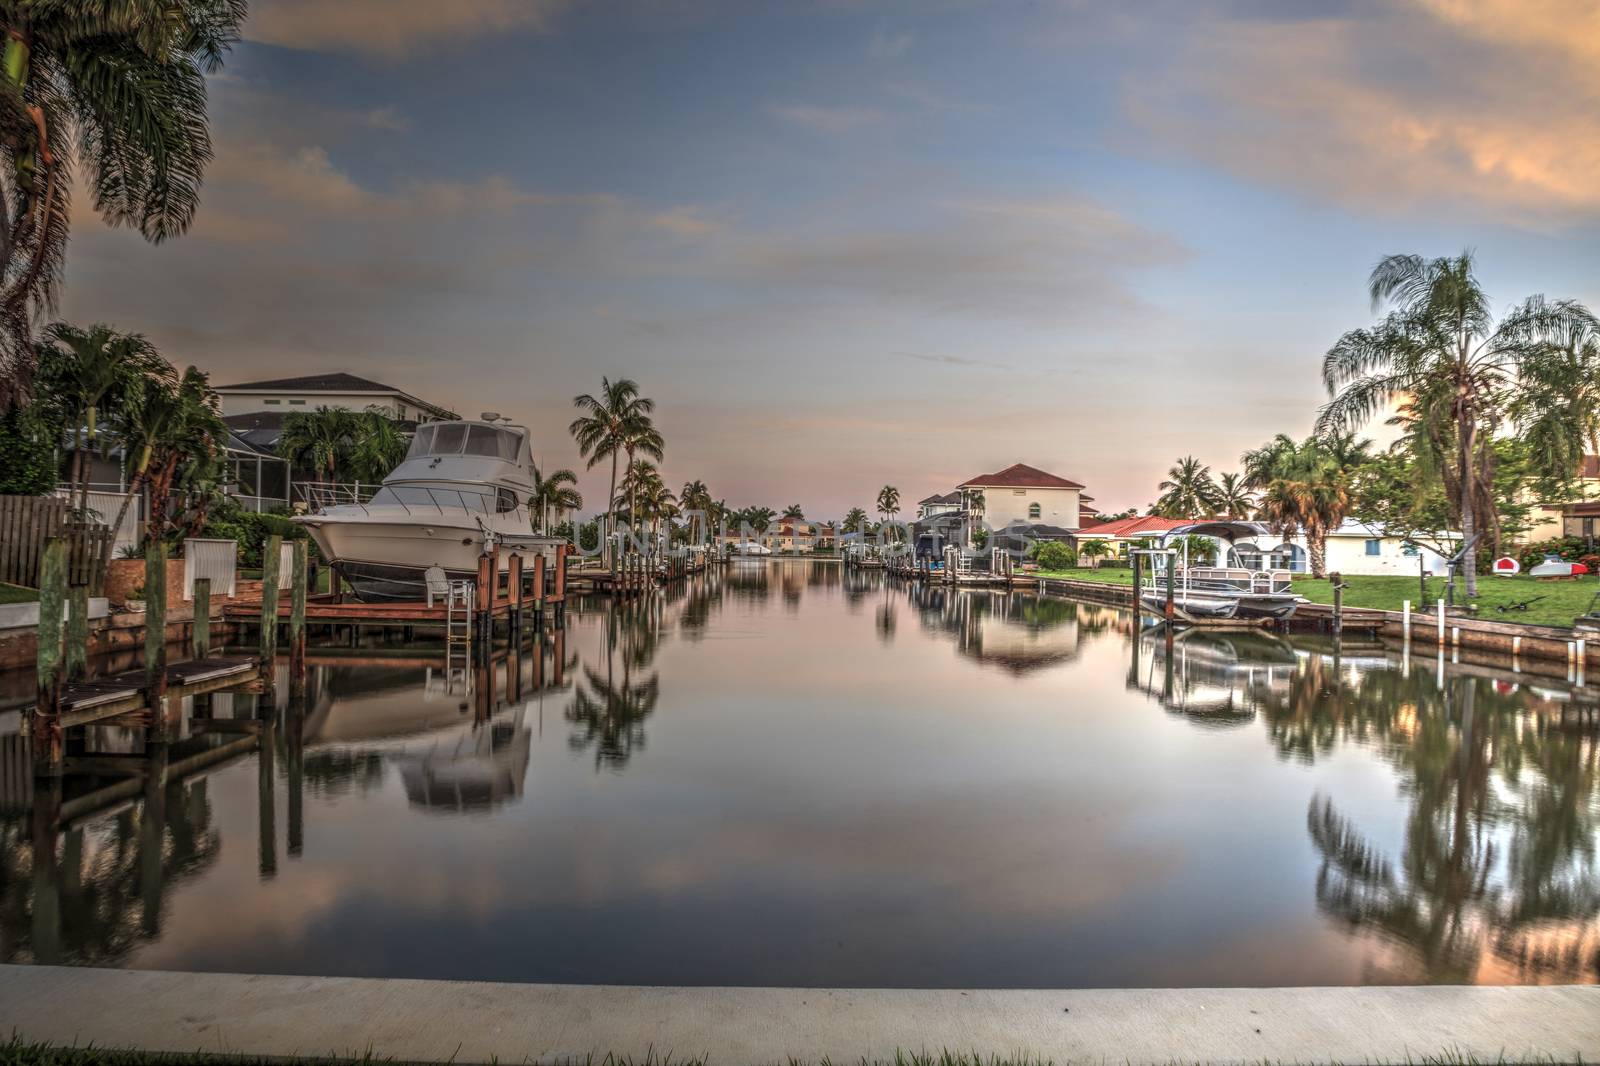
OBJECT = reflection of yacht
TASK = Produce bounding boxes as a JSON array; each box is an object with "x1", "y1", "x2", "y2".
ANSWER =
[
  {"x1": 399, "y1": 708, "x2": 532, "y2": 813},
  {"x1": 1133, "y1": 628, "x2": 1298, "y2": 724},
  {"x1": 294, "y1": 417, "x2": 565, "y2": 602},
  {"x1": 300, "y1": 667, "x2": 469, "y2": 743},
  {"x1": 1140, "y1": 522, "x2": 1307, "y2": 621}
]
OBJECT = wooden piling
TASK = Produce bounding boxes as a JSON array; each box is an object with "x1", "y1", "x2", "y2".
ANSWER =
[
  {"x1": 66, "y1": 583, "x2": 88, "y2": 681},
  {"x1": 32, "y1": 538, "x2": 68, "y2": 775},
  {"x1": 290, "y1": 540, "x2": 307, "y2": 687},
  {"x1": 553, "y1": 543, "x2": 568, "y2": 602},
  {"x1": 1330, "y1": 571, "x2": 1343, "y2": 636},
  {"x1": 530, "y1": 552, "x2": 546, "y2": 622},
  {"x1": 259, "y1": 533, "x2": 282, "y2": 685},
  {"x1": 1163, "y1": 551, "x2": 1175, "y2": 622},
  {"x1": 144, "y1": 541, "x2": 169, "y2": 707},
  {"x1": 191, "y1": 577, "x2": 211, "y2": 659},
  {"x1": 508, "y1": 553, "x2": 524, "y2": 631},
  {"x1": 475, "y1": 551, "x2": 494, "y2": 645},
  {"x1": 1131, "y1": 552, "x2": 1143, "y2": 623}
]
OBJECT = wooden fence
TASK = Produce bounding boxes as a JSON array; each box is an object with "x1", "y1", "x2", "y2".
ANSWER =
[{"x1": 0, "y1": 494, "x2": 115, "y2": 592}]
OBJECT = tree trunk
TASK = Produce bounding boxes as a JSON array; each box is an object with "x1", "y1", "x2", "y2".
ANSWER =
[
  {"x1": 605, "y1": 450, "x2": 618, "y2": 567},
  {"x1": 1309, "y1": 532, "x2": 1327, "y2": 578},
  {"x1": 1458, "y1": 407, "x2": 1479, "y2": 598}
]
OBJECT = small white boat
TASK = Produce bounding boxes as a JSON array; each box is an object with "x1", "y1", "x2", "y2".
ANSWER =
[
  {"x1": 294, "y1": 416, "x2": 565, "y2": 602},
  {"x1": 1139, "y1": 522, "x2": 1308, "y2": 622}
]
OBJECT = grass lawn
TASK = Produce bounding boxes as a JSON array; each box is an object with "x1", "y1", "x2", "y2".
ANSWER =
[
  {"x1": 0, "y1": 582, "x2": 38, "y2": 604},
  {"x1": 1035, "y1": 567, "x2": 1600, "y2": 629}
]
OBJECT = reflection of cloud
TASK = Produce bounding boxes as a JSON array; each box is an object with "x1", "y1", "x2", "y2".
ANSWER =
[
  {"x1": 1126, "y1": 3, "x2": 1600, "y2": 221},
  {"x1": 246, "y1": 0, "x2": 575, "y2": 57}
]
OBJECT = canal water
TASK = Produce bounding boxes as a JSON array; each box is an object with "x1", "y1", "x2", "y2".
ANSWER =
[{"x1": 1, "y1": 560, "x2": 1597, "y2": 987}]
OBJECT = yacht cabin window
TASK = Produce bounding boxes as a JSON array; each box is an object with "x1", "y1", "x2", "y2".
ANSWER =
[{"x1": 404, "y1": 422, "x2": 521, "y2": 461}]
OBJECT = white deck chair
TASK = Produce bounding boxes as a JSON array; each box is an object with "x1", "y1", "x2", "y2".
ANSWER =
[{"x1": 423, "y1": 565, "x2": 450, "y2": 607}]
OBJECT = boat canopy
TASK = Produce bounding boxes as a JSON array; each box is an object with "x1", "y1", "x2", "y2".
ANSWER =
[
  {"x1": 407, "y1": 421, "x2": 525, "y2": 463},
  {"x1": 1161, "y1": 520, "x2": 1270, "y2": 542}
]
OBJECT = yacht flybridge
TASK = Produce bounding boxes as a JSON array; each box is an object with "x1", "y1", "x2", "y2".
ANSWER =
[
  {"x1": 1138, "y1": 521, "x2": 1308, "y2": 622},
  {"x1": 293, "y1": 415, "x2": 565, "y2": 602}
]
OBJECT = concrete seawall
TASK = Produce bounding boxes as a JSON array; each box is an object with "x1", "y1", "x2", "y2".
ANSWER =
[
  {"x1": 1038, "y1": 576, "x2": 1598, "y2": 671},
  {"x1": 0, "y1": 967, "x2": 1596, "y2": 1065}
]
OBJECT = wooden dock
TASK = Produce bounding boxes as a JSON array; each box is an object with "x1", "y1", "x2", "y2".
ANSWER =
[{"x1": 57, "y1": 657, "x2": 258, "y2": 727}]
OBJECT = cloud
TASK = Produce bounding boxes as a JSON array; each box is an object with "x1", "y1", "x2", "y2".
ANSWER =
[
  {"x1": 898, "y1": 351, "x2": 1017, "y2": 371},
  {"x1": 245, "y1": 0, "x2": 574, "y2": 57},
  {"x1": 771, "y1": 102, "x2": 885, "y2": 134},
  {"x1": 738, "y1": 194, "x2": 1186, "y2": 320},
  {"x1": 1125, "y1": 1, "x2": 1600, "y2": 223},
  {"x1": 646, "y1": 206, "x2": 724, "y2": 238},
  {"x1": 869, "y1": 25, "x2": 913, "y2": 59}
]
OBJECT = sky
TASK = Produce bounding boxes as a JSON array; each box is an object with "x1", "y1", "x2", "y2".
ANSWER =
[{"x1": 60, "y1": 0, "x2": 1600, "y2": 519}]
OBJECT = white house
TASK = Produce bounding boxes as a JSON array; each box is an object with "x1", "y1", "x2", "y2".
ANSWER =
[
  {"x1": 960, "y1": 463, "x2": 1085, "y2": 531},
  {"x1": 1157, "y1": 519, "x2": 1459, "y2": 577},
  {"x1": 214, "y1": 372, "x2": 458, "y2": 424}
]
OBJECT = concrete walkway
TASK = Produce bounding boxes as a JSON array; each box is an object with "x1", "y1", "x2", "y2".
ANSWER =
[{"x1": 1, "y1": 966, "x2": 1597, "y2": 1064}]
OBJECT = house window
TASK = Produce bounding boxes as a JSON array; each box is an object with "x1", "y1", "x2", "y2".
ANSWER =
[
  {"x1": 288, "y1": 399, "x2": 305, "y2": 405},
  {"x1": 1365, "y1": 539, "x2": 1381, "y2": 556},
  {"x1": 1028, "y1": 503, "x2": 1041, "y2": 519},
  {"x1": 263, "y1": 399, "x2": 281, "y2": 405}
]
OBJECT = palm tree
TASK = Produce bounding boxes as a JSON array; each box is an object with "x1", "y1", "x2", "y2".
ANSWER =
[
  {"x1": 1079, "y1": 537, "x2": 1111, "y2": 568},
  {"x1": 678, "y1": 478, "x2": 713, "y2": 539},
  {"x1": 782, "y1": 503, "x2": 804, "y2": 520},
  {"x1": 1214, "y1": 472, "x2": 1252, "y2": 519},
  {"x1": 277, "y1": 406, "x2": 357, "y2": 486},
  {"x1": 842, "y1": 507, "x2": 867, "y2": 534},
  {"x1": 346, "y1": 407, "x2": 409, "y2": 486},
  {"x1": 108, "y1": 364, "x2": 225, "y2": 553},
  {"x1": 1319, "y1": 251, "x2": 1597, "y2": 595},
  {"x1": 1243, "y1": 435, "x2": 1355, "y2": 578},
  {"x1": 0, "y1": 0, "x2": 247, "y2": 408},
  {"x1": 1154, "y1": 456, "x2": 1220, "y2": 518},
  {"x1": 570, "y1": 377, "x2": 659, "y2": 562},
  {"x1": 34, "y1": 323, "x2": 164, "y2": 514},
  {"x1": 530, "y1": 464, "x2": 582, "y2": 534},
  {"x1": 876, "y1": 485, "x2": 899, "y2": 522}
]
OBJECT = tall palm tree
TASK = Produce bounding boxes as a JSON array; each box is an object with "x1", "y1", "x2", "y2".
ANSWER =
[
  {"x1": 0, "y1": 0, "x2": 247, "y2": 408},
  {"x1": 346, "y1": 407, "x2": 409, "y2": 485},
  {"x1": 876, "y1": 485, "x2": 899, "y2": 523},
  {"x1": 1213, "y1": 471, "x2": 1252, "y2": 519},
  {"x1": 277, "y1": 406, "x2": 357, "y2": 487},
  {"x1": 570, "y1": 377, "x2": 659, "y2": 562},
  {"x1": 1154, "y1": 456, "x2": 1220, "y2": 518},
  {"x1": 1319, "y1": 251, "x2": 1597, "y2": 595},
  {"x1": 108, "y1": 364, "x2": 225, "y2": 552},
  {"x1": 782, "y1": 503, "x2": 804, "y2": 520},
  {"x1": 34, "y1": 323, "x2": 164, "y2": 513},
  {"x1": 678, "y1": 478, "x2": 713, "y2": 540},
  {"x1": 1243, "y1": 435, "x2": 1354, "y2": 578},
  {"x1": 842, "y1": 507, "x2": 867, "y2": 534},
  {"x1": 530, "y1": 464, "x2": 582, "y2": 534}
]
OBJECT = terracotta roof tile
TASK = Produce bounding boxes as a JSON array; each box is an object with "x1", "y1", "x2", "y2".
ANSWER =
[{"x1": 961, "y1": 463, "x2": 1084, "y2": 490}]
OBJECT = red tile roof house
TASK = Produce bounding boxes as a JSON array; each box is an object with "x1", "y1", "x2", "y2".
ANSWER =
[
  {"x1": 1075, "y1": 515, "x2": 1193, "y2": 563},
  {"x1": 958, "y1": 463, "x2": 1087, "y2": 531}
]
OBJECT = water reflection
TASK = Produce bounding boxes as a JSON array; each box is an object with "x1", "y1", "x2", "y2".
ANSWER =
[{"x1": 0, "y1": 561, "x2": 1594, "y2": 986}]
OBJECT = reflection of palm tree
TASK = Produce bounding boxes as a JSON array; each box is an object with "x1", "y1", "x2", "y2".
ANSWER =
[
  {"x1": 565, "y1": 666, "x2": 660, "y2": 770},
  {"x1": 1303, "y1": 675, "x2": 1600, "y2": 982}
]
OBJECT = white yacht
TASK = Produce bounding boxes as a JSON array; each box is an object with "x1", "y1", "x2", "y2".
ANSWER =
[{"x1": 293, "y1": 415, "x2": 566, "y2": 602}]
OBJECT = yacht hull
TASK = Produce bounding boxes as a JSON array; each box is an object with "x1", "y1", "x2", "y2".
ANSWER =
[{"x1": 297, "y1": 517, "x2": 565, "y2": 603}]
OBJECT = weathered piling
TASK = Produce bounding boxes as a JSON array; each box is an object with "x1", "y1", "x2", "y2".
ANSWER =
[
  {"x1": 552, "y1": 543, "x2": 568, "y2": 603},
  {"x1": 191, "y1": 578, "x2": 211, "y2": 659},
  {"x1": 1164, "y1": 554, "x2": 1175, "y2": 623},
  {"x1": 508, "y1": 553, "x2": 524, "y2": 632},
  {"x1": 32, "y1": 538, "x2": 68, "y2": 775},
  {"x1": 530, "y1": 552, "x2": 546, "y2": 624},
  {"x1": 475, "y1": 550, "x2": 495, "y2": 647},
  {"x1": 1131, "y1": 553, "x2": 1143, "y2": 624},
  {"x1": 66, "y1": 583, "x2": 88, "y2": 681},
  {"x1": 1331, "y1": 571, "x2": 1344, "y2": 636},
  {"x1": 290, "y1": 540, "x2": 308, "y2": 689},
  {"x1": 144, "y1": 541, "x2": 169, "y2": 710},
  {"x1": 260, "y1": 534, "x2": 282, "y2": 687}
]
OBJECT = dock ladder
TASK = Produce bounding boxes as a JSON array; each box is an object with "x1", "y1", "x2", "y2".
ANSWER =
[{"x1": 443, "y1": 577, "x2": 476, "y2": 691}]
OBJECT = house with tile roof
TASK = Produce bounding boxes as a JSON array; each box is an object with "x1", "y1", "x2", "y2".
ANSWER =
[
  {"x1": 959, "y1": 463, "x2": 1086, "y2": 532},
  {"x1": 1075, "y1": 515, "x2": 1193, "y2": 561}
]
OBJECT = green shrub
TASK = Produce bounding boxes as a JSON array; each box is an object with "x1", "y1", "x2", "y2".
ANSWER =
[
  {"x1": 1034, "y1": 541, "x2": 1076, "y2": 570},
  {"x1": 201, "y1": 499, "x2": 305, "y2": 568},
  {"x1": 1517, "y1": 536, "x2": 1591, "y2": 571}
]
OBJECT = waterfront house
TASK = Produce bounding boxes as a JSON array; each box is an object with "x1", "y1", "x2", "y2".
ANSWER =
[
  {"x1": 917, "y1": 491, "x2": 962, "y2": 520},
  {"x1": 1522, "y1": 455, "x2": 1600, "y2": 544},
  {"x1": 960, "y1": 463, "x2": 1086, "y2": 531},
  {"x1": 1076, "y1": 515, "x2": 1193, "y2": 560},
  {"x1": 1155, "y1": 519, "x2": 1458, "y2": 577}
]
